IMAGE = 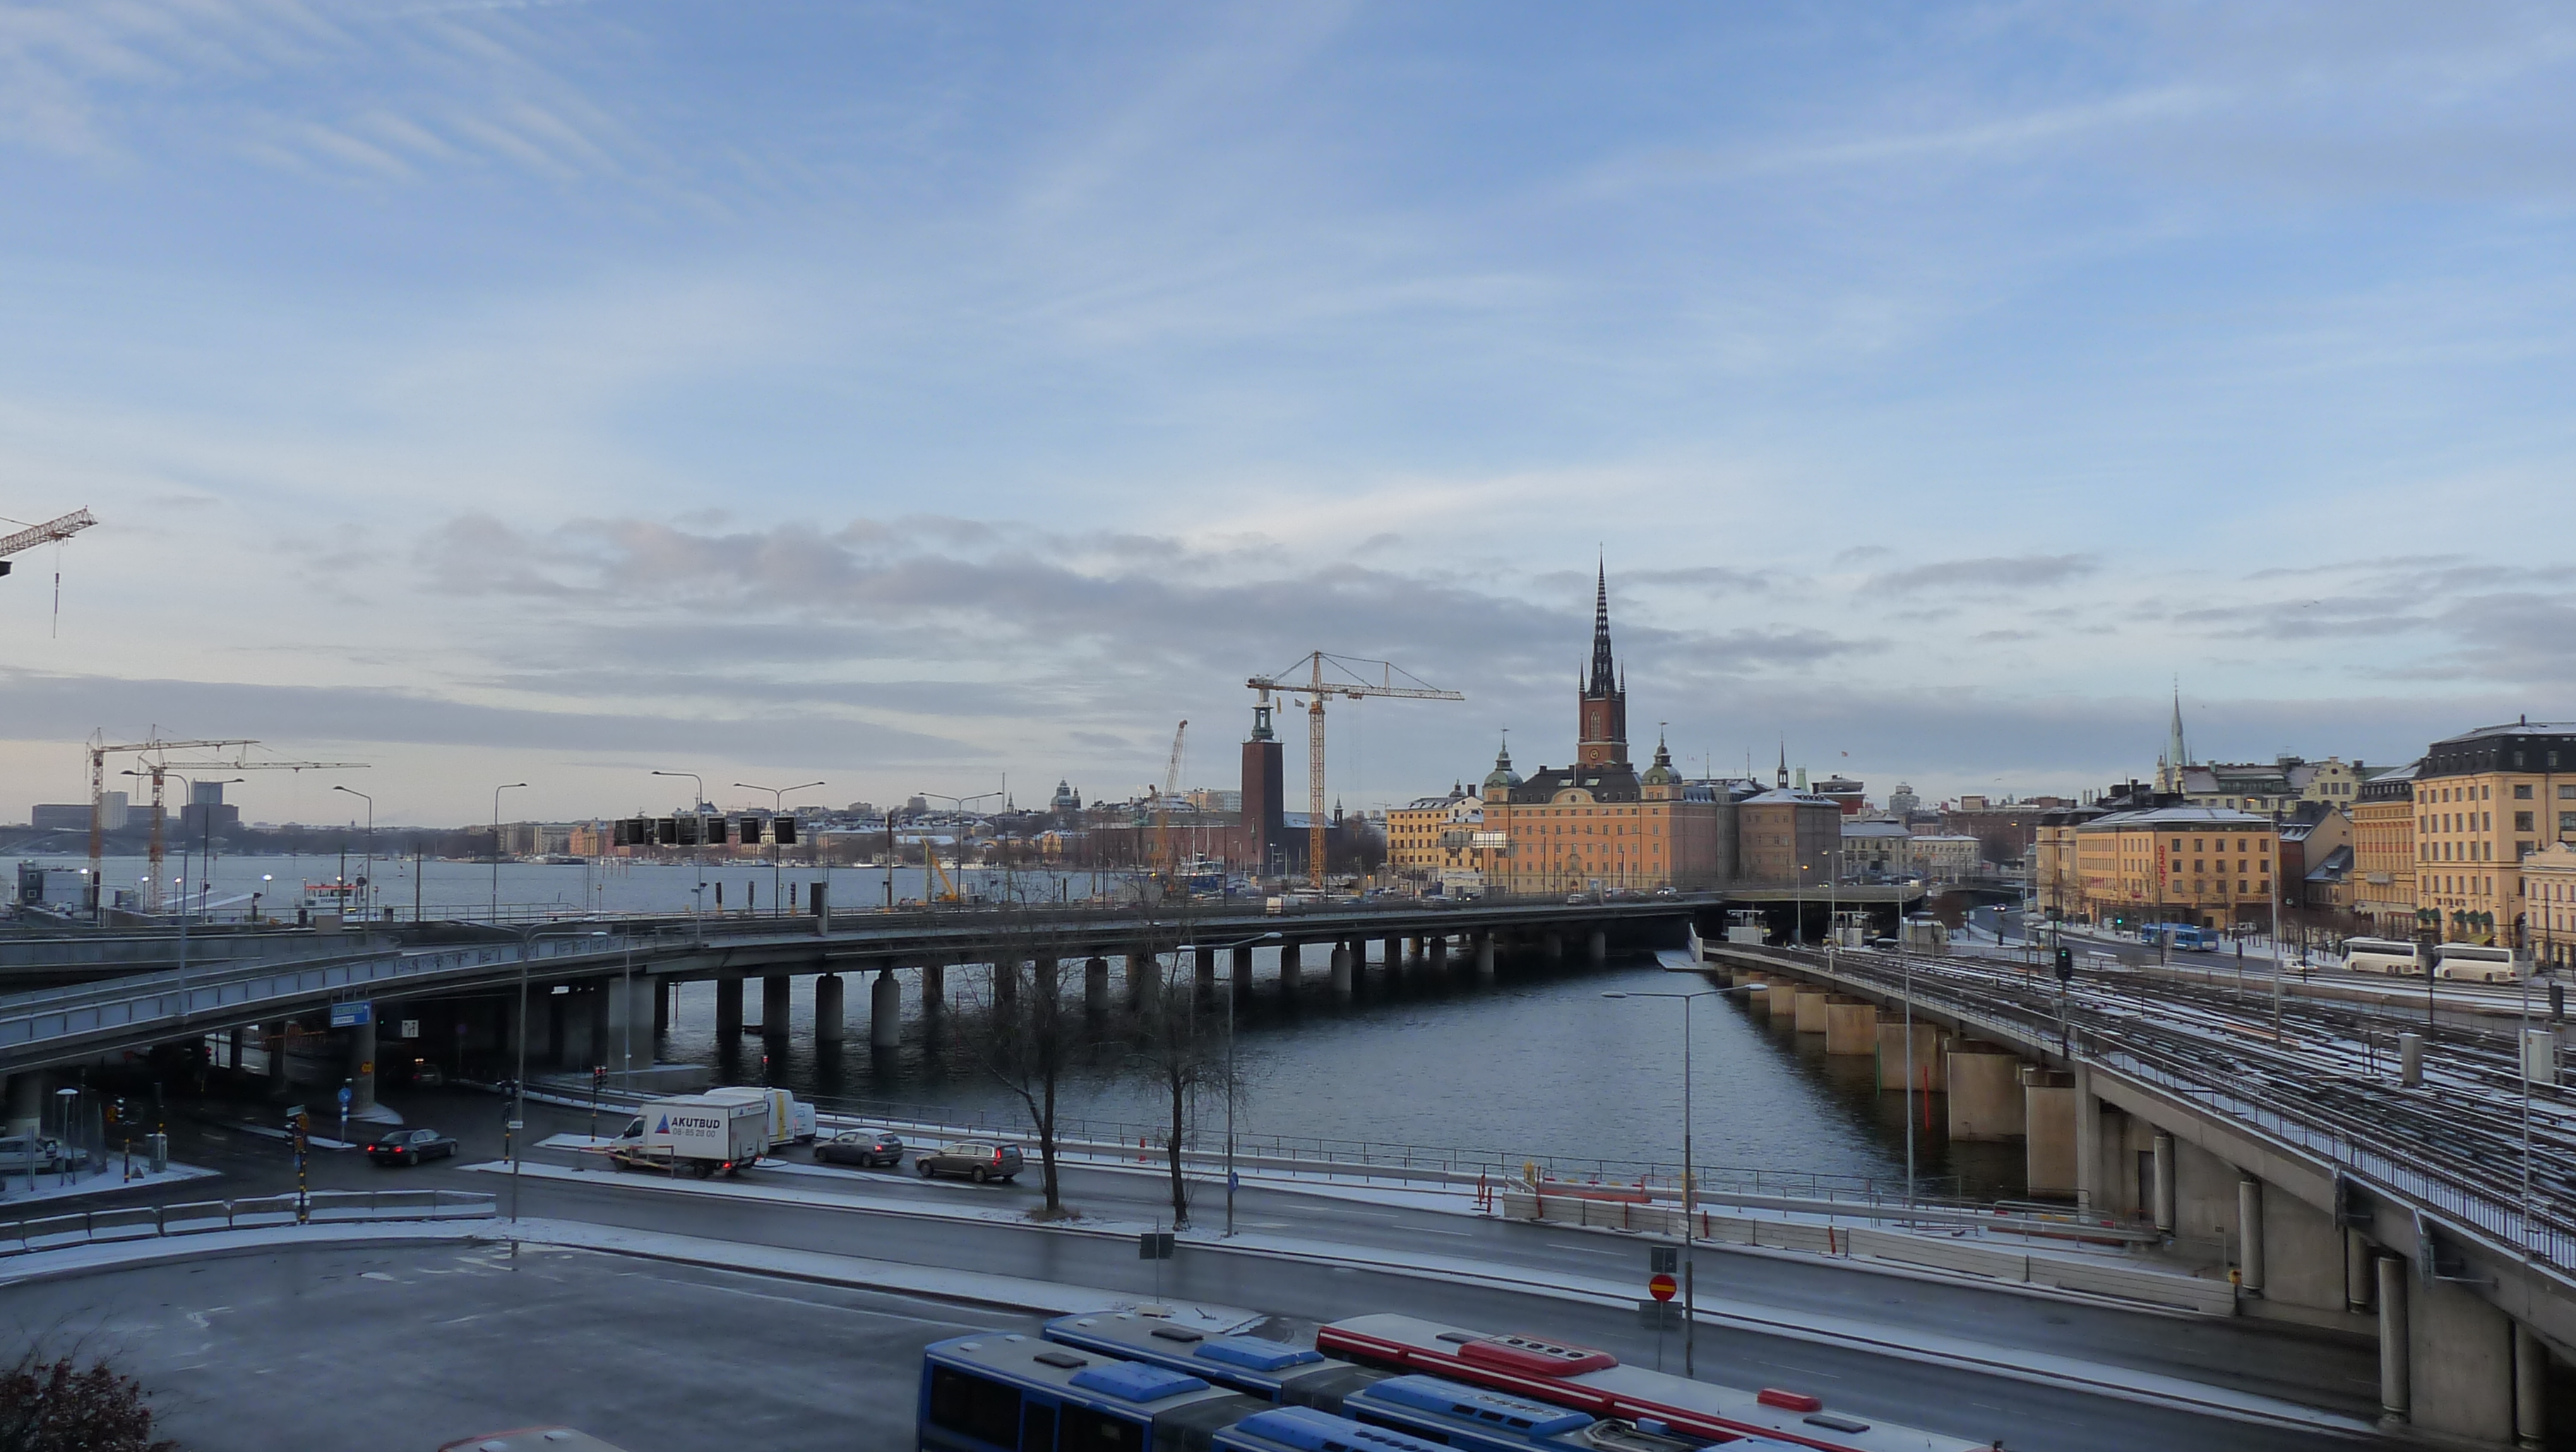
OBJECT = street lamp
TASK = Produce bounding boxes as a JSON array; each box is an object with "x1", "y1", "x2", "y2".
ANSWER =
[
  {"x1": 1603, "y1": 988, "x2": 1713, "y2": 1376},
  {"x1": 919, "y1": 790, "x2": 1003, "y2": 908},
  {"x1": 735, "y1": 780, "x2": 825, "y2": 917},
  {"x1": 1212, "y1": 929, "x2": 1285, "y2": 1237},
  {"x1": 493, "y1": 782, "x2": 529, "y2": 922},
  {"x1": 334, "y1": 785, "x2": 374, "y2": 920},
  {"x1": 650, "y1": 769, "x2": 706, "y2": 812}
]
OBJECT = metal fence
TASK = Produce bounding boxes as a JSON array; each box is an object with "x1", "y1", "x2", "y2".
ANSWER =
[{"x1": 0, "y1": 1188, "x2": 496, "y2": 1258}]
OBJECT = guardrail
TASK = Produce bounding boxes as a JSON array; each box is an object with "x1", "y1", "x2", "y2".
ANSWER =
[{"x1": 0, "y1": 1188, "x2": 496, "y2": 1258}]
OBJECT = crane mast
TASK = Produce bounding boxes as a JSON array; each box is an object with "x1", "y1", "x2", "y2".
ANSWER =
[
  {"x1": 82, "y1": 733, "x2": 369, "y2": 917},
  {"x1": 1246, "y1": 653, "x2": 1462, "y2": 891},
  {"x1": 1152, "y1": 720, "x2": 1188, "y2": 891}
]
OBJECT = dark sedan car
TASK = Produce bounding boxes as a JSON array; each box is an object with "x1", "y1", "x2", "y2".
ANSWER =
[
  {"x1": 813, "y1": 1129, "x2": 905, "y2": 1169},
  {"x1": 365, "y1": 1128, "x2": 459, "y2": 1166}
]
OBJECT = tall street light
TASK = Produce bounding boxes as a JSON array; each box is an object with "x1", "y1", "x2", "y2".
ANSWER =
[
  {"x1": 1602, "y1": 987, "x2": 1713, "y2": 1376},
  {"x1": 1212, "y1": 929, "x2": 1284, "y2": 1237},
  {"x1": 650, "y1": 769, "x2": 706, "y2": 811},
  {"x1": 333, "y1": 785, "x2": 373, "y2": 920},
  {"x1": 651, "y1": 770, "x2": 709, "y2": 907},
  {"x1": 736, "y1": 780, "x2": 825, "y2": 916},
  {"x1": 493, "y1": 782, "x2": 529, "y2": 922},
  {"x1": 919, "y1": 790, "x2": 1003, "y2": 908}
]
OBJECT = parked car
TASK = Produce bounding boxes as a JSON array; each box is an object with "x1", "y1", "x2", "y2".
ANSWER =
[
  {"x1": 366, "y1": 1128, "x2": 460, "y2": 1166},
  {"x1": 0, "y1": 1134, "x2": 80, "y2": 1176},
  {"x1": 914, "y1": 1141, "x2": 1023, "y2": 1184},
  {"x1": 1654, "y1": 886, "x2": 1679, "y2": 898},
  {"x1": 814, "y1": 1129, "x2": 906, "y2": 1169}
]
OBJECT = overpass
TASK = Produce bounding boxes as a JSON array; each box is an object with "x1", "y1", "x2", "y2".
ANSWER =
[
  {"x1": 0, "y1": 893, "x2": 1705, "y2": 1113},
  {"x1": 1707, "y1": 941, "x2": 2576, "y2": 1447}
]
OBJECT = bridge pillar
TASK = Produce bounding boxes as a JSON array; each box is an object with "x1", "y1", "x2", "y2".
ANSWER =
[
  {"x1": 1195, "y1": 944, "x2": 1216, "y2": 994},
  {"x1": 715, "y1": 977, "x2": 744, "y2": 1038},
  {"x1": 227, "y1": 1025, "x2": 249, "y2": 1077},
  {"x1": 2378, "y1": 1254, "x2": 2410, "y2": 1422},
  {"x1": 1791, "y1": 989, "x2": 1831, "y2": 1033},
  {"x1": 2411, "y1": 1258, "x2": 2516, "y2": 1443},
  {"x1": 587, "y1": 987, "x2": 612, "y2": 1073},
  {"x1": 1128, "y1": 948, "x2": 1158, "y2": 1008},
  {"x1": 813, "y1": 973, "x2": 845, "y2": 1046},
  {"x1": 2022, "y1": 1068, "x2": 2077, "y2": 1197},
  {"x1": 272, "y1": 1020, "x2": 298, "y2": 1091},
  {"x1": 994, "y1": 959, "x2": 1019, "y2": 1005},
  {"x1": 6, "y1": 1071, "x2": 45, "y2": 1138},
  {"x1": 1587, "y1": 928, "x2": 1606, "y2": 968},
  {"x1": 922, "y1": 960, "x2": 945, "y2": 1013},
  {"x1": 601, "y1": 974, "x2": 650, "y2": 1076},
  {"x1": 1823, "y1": 1000, "x2": 1877, "y2": 1056},
  {"x1": 2150, "y1": 1131, "x2": 2176, "y2": 1234},
  {"x1": 652, "y1": 977, "x2": 671, "y2": 1041},
  {"x1": 1330, "y1": 942, "x2": 1354, "y2": 999},
  {"x1": 1279, "y1": 941, "x2": 1301, "y2": 992},
  {"x1": 810, "y1": 880, "x2": 830, "y2": 936},
  {"x1": 1875, "y1": 1021, "x2": 1943, "y2": 1092},
  {"x1": 1383, "y1": 934, "x2": 1402, "y2": 976},
  {"x1": 871, "y1": 970, "x2": 900, "y2": 1050},
  {"x1": 2236, "y1": 1177, "x2": 2265, "y2": 1296},
  {"x1": 1475, "y1": 932, "x2": 1496, "y2": 981},
  {"x1": 1544, "y1": 931, "x2": 1563, "y2": 962},
  {"x1": 544, "y1": 989, "x2": 568, "y2": 1065},
  {"x1": 1085, "y1": 957, "x2": 1110, "y2": 1016},
  {"x1": 1945, "y1": 1043, "x2": 2025, "y2": 1141},
  {"x1": 1229, "y1": 944, "x2": 1253, "y2": 996},
  {"x1": 2347, "y1": 1230, "x2": 2375, "y2": 1313},
  {"x1": 2073, "y1": 1064, "x2": 2101, "y2": 1212},
  {"x1": 2517, "y1": 1323, "x2": 2548, "y2": 1449},
  {"x1": 1428, "y1": 935, "x2": 1448, "y2": 972},
  {"x1": 762, "y1": 975, "x2": 792, "y2": 1038}
]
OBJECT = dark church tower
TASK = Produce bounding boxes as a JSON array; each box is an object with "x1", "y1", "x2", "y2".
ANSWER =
[{"x1": 1576, "y1": 561, "x2": 1630, "y2": 768}]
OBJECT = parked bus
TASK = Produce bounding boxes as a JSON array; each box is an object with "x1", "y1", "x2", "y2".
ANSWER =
[
  {"x1": 921, "y1": 1331, "x2": 1260, "y2": 1452},
  {"x1": 2341, "y1": 937, "x2": 2423, "y2": 976},
  {"x1": 2435, "y1": 943, "x2": 2522, "y2": 984},
  {"x1": 2140, "y1": 922, "x2": 2220, "y2": 952}
]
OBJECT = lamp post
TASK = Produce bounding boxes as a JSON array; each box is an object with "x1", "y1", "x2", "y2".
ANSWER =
[
  {"x1": 1603, "y1": 989, "x2": 1712, "y2": 1376},
  {"x1": 334, "y1": 786, "x2": 374, "y2": 920},
  {"x1": 492, "y1": 782, "x2": 528, "y2": 922},
  {"x1": 1213, "y1": 930, "x2": 1284, "y2": 1237},
  {"x1": 735, "y1": 780, "x2": 825, "y2": 917}
]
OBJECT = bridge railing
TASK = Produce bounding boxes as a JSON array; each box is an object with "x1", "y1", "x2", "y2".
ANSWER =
[
  {"x1": 0, "y1": 1188, "x2": 496, "y2": 1258},
  {"x1": 1751, "y1": 945, "x2": 2576, "y2": 1288}
]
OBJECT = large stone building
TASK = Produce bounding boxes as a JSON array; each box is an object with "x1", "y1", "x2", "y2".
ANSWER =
[
  {"x1": 2414, "y1": 720, "x2": 2576, "y2": 946},
  {"x1": 1734, "y1": 778, "x2": 1842, "y2": 887},
  {"x1": 2073, "y1": 804, "x2": 2281, "y2": 930},
  {"x1": 2351, "y1": 761, "x2": 2419, "y2": 935},
  {"x1": 1477, "y1": 567, "x2": 1729, "y2": 894},
  {"x1": 2529, "y1": 843, "x2": 2576, "y2": 969},
  {"x1": 1385, "y1": 783, "x2": 1481, "y2": 890}
]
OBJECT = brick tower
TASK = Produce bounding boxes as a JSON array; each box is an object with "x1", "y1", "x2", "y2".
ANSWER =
[{"x1": 1577, "y1": 561, "x2": 1629, "y2": 768}]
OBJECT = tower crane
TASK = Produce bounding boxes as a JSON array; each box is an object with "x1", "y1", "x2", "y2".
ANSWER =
[
  {"x1": 1, "y1": 508, "x2": 97, "y2": 636},
  {"x1": 1151, "y1": 720, "x2": 1188, "y2": 891},
  {"x1": 1247, "y1": 653, "x2": 1462, "y2": 891},
  {"x1": 83, "y1": 733, "x2": 369, "y2": 915}
]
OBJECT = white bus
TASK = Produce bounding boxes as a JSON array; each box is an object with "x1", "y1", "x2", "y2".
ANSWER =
[
  {"x1": 2342, "y1": 937, "x2": 2422, "y2": 975},
  {"x1": 2433, "y1": 943, "x2": 2522, "y2": 983}
]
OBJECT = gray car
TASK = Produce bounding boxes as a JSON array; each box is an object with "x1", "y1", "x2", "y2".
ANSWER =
[{"x1": 914, "y1": 1141, "x2": 1023, "y2": 1184}]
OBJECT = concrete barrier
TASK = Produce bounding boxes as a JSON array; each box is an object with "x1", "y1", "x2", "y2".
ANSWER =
[{"x1": 1823, "y1": 1000, "x2": 1879, "y2": 1057}]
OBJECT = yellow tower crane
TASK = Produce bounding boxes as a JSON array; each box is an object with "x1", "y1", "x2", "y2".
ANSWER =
[
  {"x1": 1151, "y1": 720, "x2": 1188, "y2": 891},
  {"x1": 1247, "y1": 653, "x2": 1462, "y2": 891}
]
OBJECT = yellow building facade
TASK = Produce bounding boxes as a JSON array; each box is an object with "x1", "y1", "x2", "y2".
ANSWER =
[
  {"x1": 2414, "y1": 722, "x2": 2576, "y2": 945},
  {"x1": 2074, "y1": 805, "x2": 2279, "y2": 929}
]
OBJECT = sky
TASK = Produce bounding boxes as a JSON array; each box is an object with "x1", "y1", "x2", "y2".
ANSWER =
[{"x1": 1, "y1": 1, "x2": 2572, "y2": 827}]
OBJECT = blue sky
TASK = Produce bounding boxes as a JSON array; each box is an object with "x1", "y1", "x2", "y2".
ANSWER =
[{"x1": 2, "y1": 1, "x2": 2572, "y2": 825}]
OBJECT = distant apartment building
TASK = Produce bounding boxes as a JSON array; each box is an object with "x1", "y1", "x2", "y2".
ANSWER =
[
  {"x1": 1839, "y1": 819, "x2": 1912, "y2": 879},
  {"x1": 2074, "y1": 804, "x2": 2280, "y2": 930},
  {"x1": 1906, "y1": 833, "x2": 1981, "y2": 880},
  {"x1": 1386, "y1": 784, "x2": 1483, "y2": 888},
  {"x1": 2529, "y1": 843, "x2": 2576, "y2": 969},
  {"x1": 2350, "y1": 763, "x2": 2420, "y2": 935},
  {"x1": 1735, "y1": 787, "x2": 1842, "y2": 888},
  {"x1": 2414, "y1": 720, "x2": 2576, "y2": 946}
]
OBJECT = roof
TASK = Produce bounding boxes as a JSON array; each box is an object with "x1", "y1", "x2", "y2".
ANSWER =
[
  {"x1": 1739, "y1": 789, "x2": 1835, "y2": 807},
  {"x1": 1507, "y1": 763, "x2": 1642, "y2": 804},
  {"x1": 1840, "y1": 821, "x2": 1912, "y2": 839},
  {"x1": 2306, "y1": 845, "x2": 2353, "y2": 883},
  {"x1": 2079, "y1": 805, "x2": 2279, "y2": 830}
]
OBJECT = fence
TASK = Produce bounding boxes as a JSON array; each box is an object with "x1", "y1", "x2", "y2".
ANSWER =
[{"x1": 0, "y1": 1188, "x2": 495, "y2": 1258}]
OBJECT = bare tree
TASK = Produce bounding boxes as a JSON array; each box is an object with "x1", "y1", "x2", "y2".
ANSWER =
[
  {"x1": 955, "y1": 878, "x2": 1085, "y2": 1216},
  {"x1": 1125, "y1": 933, "x2": 1236, "y2": 1230},
  {"x1": 0, "y1": 1346, "x2": 178, "y2": 1452}
]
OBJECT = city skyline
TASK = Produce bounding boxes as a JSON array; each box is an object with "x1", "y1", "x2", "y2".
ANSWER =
[{"x1": 4, "y1": 4, "x2": 2572, "y2": 821}]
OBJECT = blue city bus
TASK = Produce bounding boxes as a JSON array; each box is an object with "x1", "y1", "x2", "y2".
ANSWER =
[
  {"x1": 1340, "y1": 1376, "x2": 1765, "y2": 1452},
  {"x1": 1212, "y1": 1407, "x2": 1447, "y2": 1452},
  {"x1": 2140, "y1": 922, "x2": 2219, "y2": 952},
  {"x1": 920, "y1": 1331, "x2": 1264, "y2": 1452},
  {"x1": 1042, "y1": 1314, "x2": 1383, "y2": 1408}
]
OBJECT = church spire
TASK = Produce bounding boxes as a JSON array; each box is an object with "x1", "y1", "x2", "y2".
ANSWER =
[
  {"x1": 1587, "y1": 556, "x2": 1616, "y2": 698},
  {"x1": 2167, "y1": 682, "x2": 2190, "y2": 770}
]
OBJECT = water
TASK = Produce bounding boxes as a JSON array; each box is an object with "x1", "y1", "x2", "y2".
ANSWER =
[{"x1": 658, "y1": 948, "x2": 2028, "y2": 1201}]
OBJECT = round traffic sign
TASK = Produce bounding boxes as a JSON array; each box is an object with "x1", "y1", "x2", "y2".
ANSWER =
[{"x1": 1647, "y1": 1272, "x2": 1677, "y2": 1302}]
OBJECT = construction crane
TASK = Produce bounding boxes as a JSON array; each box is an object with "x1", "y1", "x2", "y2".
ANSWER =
[
  {"x1": 1, "y1": 508, "x2": 98, "y2": 636},
  {"x1": 1150, "y1": 720, "x2": 1188, "y2": 891},
  {"x1": 83, "y1": 733, "x2": 368, "y2": 915},
  {"x1": 1248, "y1": 653, "x2": 1462, "y2": 891}
]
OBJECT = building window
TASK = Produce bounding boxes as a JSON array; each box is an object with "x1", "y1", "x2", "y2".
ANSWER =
[
  {"x1": 2517, "y1": 785, "x2": 2536, "y2": 800},
  {"x1": 2518, "y1": 812, "x2": 2536, "y2": 832}
]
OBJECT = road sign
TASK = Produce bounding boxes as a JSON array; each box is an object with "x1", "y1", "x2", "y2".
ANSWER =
[
  {"x1": 1636, "y1": 1300, "x2": 1681, "y2": 1331},
  {"x1": 337, "y1": 1085, "x2": 352, "y2": 1107},
  {"x1": 400, "y1": 1018, "x2": 421, "y2": 1039},
  {"x1": 1647, "y1": 1272, "x2": 1678, "y2": 1302},
  {"x1": 1648, "y1": 1245, "x2": 1678, "y2": 1275},
  {"x1": 1138, "y1": 1232, "x2": 1176, "y2": 1261},
  {"x1": 328, "y1": 1001, "x2": 371, "y2": 1028}
]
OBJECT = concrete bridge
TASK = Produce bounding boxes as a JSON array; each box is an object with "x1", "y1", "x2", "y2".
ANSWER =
[
  {"x1": 0, "y1": 893, "x2": 1698, "y2": 1124},
  {"x1": 1708, "y1": 941, "x2": 2574, "y2": 1448}
]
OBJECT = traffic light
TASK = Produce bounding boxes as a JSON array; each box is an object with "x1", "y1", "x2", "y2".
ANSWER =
[
  {"x1": 2053, "y1": 945, "x2": 2074, "y2": 982},
  {"x1": 592, "y1": 1065, "x2": 607, "y2": 1087},
  {"x1": 774, "y1": 815, "x2": 797, "y2": 846}
]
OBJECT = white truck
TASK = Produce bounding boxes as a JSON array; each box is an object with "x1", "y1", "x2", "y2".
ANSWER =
[
  {"x1": 700, "y1": 1086, "x2": 815, "y2": 1150},
  {"x1": 606, "y1": 1096, "x2": 767, "y2": 1177}
]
